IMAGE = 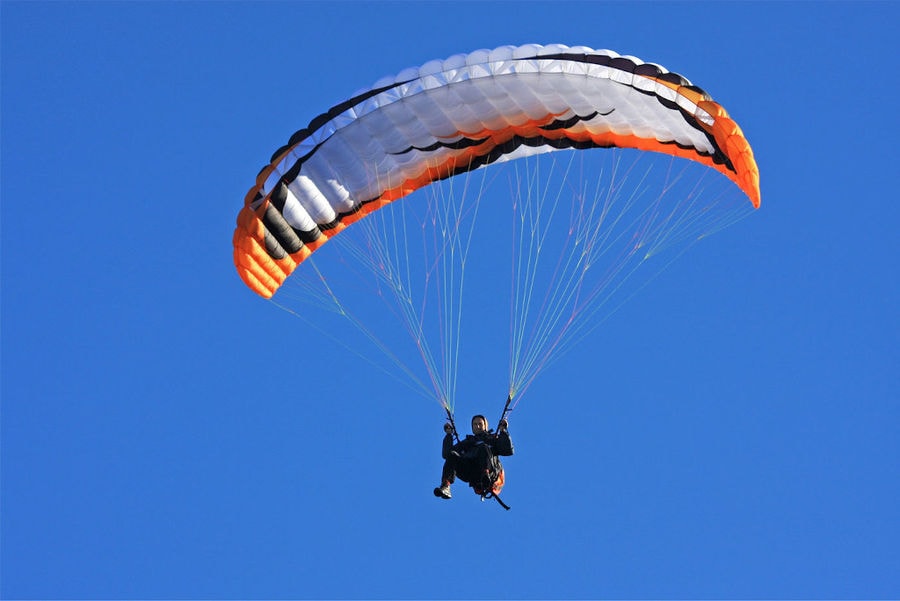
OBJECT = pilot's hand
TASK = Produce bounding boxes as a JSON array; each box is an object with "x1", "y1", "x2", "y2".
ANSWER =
[
  {"x1": 443, "y1": 422, "x2": 454, "y2": 434},
  {"x1": 498, "y1": 419, "x2": 509, "y2": 432}
]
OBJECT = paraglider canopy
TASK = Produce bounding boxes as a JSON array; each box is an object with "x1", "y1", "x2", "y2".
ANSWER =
[{"x1": 234, "y1": 43, "x2": 759, "y2": 300}]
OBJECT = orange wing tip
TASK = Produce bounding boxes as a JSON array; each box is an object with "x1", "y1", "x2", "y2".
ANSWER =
[
  {"x1": 235, "y1": 261, "x2": 276, "y2": 299},
  {"x1": 233, "y1": 202, "x2": 309, "y2": 298},
  {"x1": 233, "y1": 231, "x2": 283, "y2": 298},
  {"x1": 699, "y1": 101, "x2": 760, "y2": 209}
]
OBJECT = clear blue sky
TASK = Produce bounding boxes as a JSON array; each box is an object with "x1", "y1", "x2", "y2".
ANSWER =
[{"x1": 2, "y1": 2, "x2": 898, "y2": 599}]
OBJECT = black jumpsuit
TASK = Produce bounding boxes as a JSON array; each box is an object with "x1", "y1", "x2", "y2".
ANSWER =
[{"x1": 440, "y1": 429, "x2": 514, "y2": 485}]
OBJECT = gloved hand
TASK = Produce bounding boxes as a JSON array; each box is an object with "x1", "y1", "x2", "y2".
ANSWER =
[
  {"x1": 443, "y1": 422, "x2": 454, "y2": 434},
  {"x1": 498, "y1": 418, "x2": 509, "y2": 432}
]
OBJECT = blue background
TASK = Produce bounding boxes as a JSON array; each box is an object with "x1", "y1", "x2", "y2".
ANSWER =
[{"x1": 2, "y1": 2, "x2": 898, "y2": 598}]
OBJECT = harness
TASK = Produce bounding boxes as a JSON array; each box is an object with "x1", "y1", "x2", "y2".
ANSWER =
[
  {"x1": 444, "y1": 395, "x2": 514, "y2": 511},
  {"x1": 474, "y1": 463, "x2": 510, "y2": 510}
]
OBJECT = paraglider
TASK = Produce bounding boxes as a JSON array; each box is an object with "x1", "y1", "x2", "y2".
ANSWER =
[
  {"x1": 233, "y1": 44, "x2": 760, "y2": 507},
  {"x1": 435, "y1": 413, "x2": 514, "y2": 509}
]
